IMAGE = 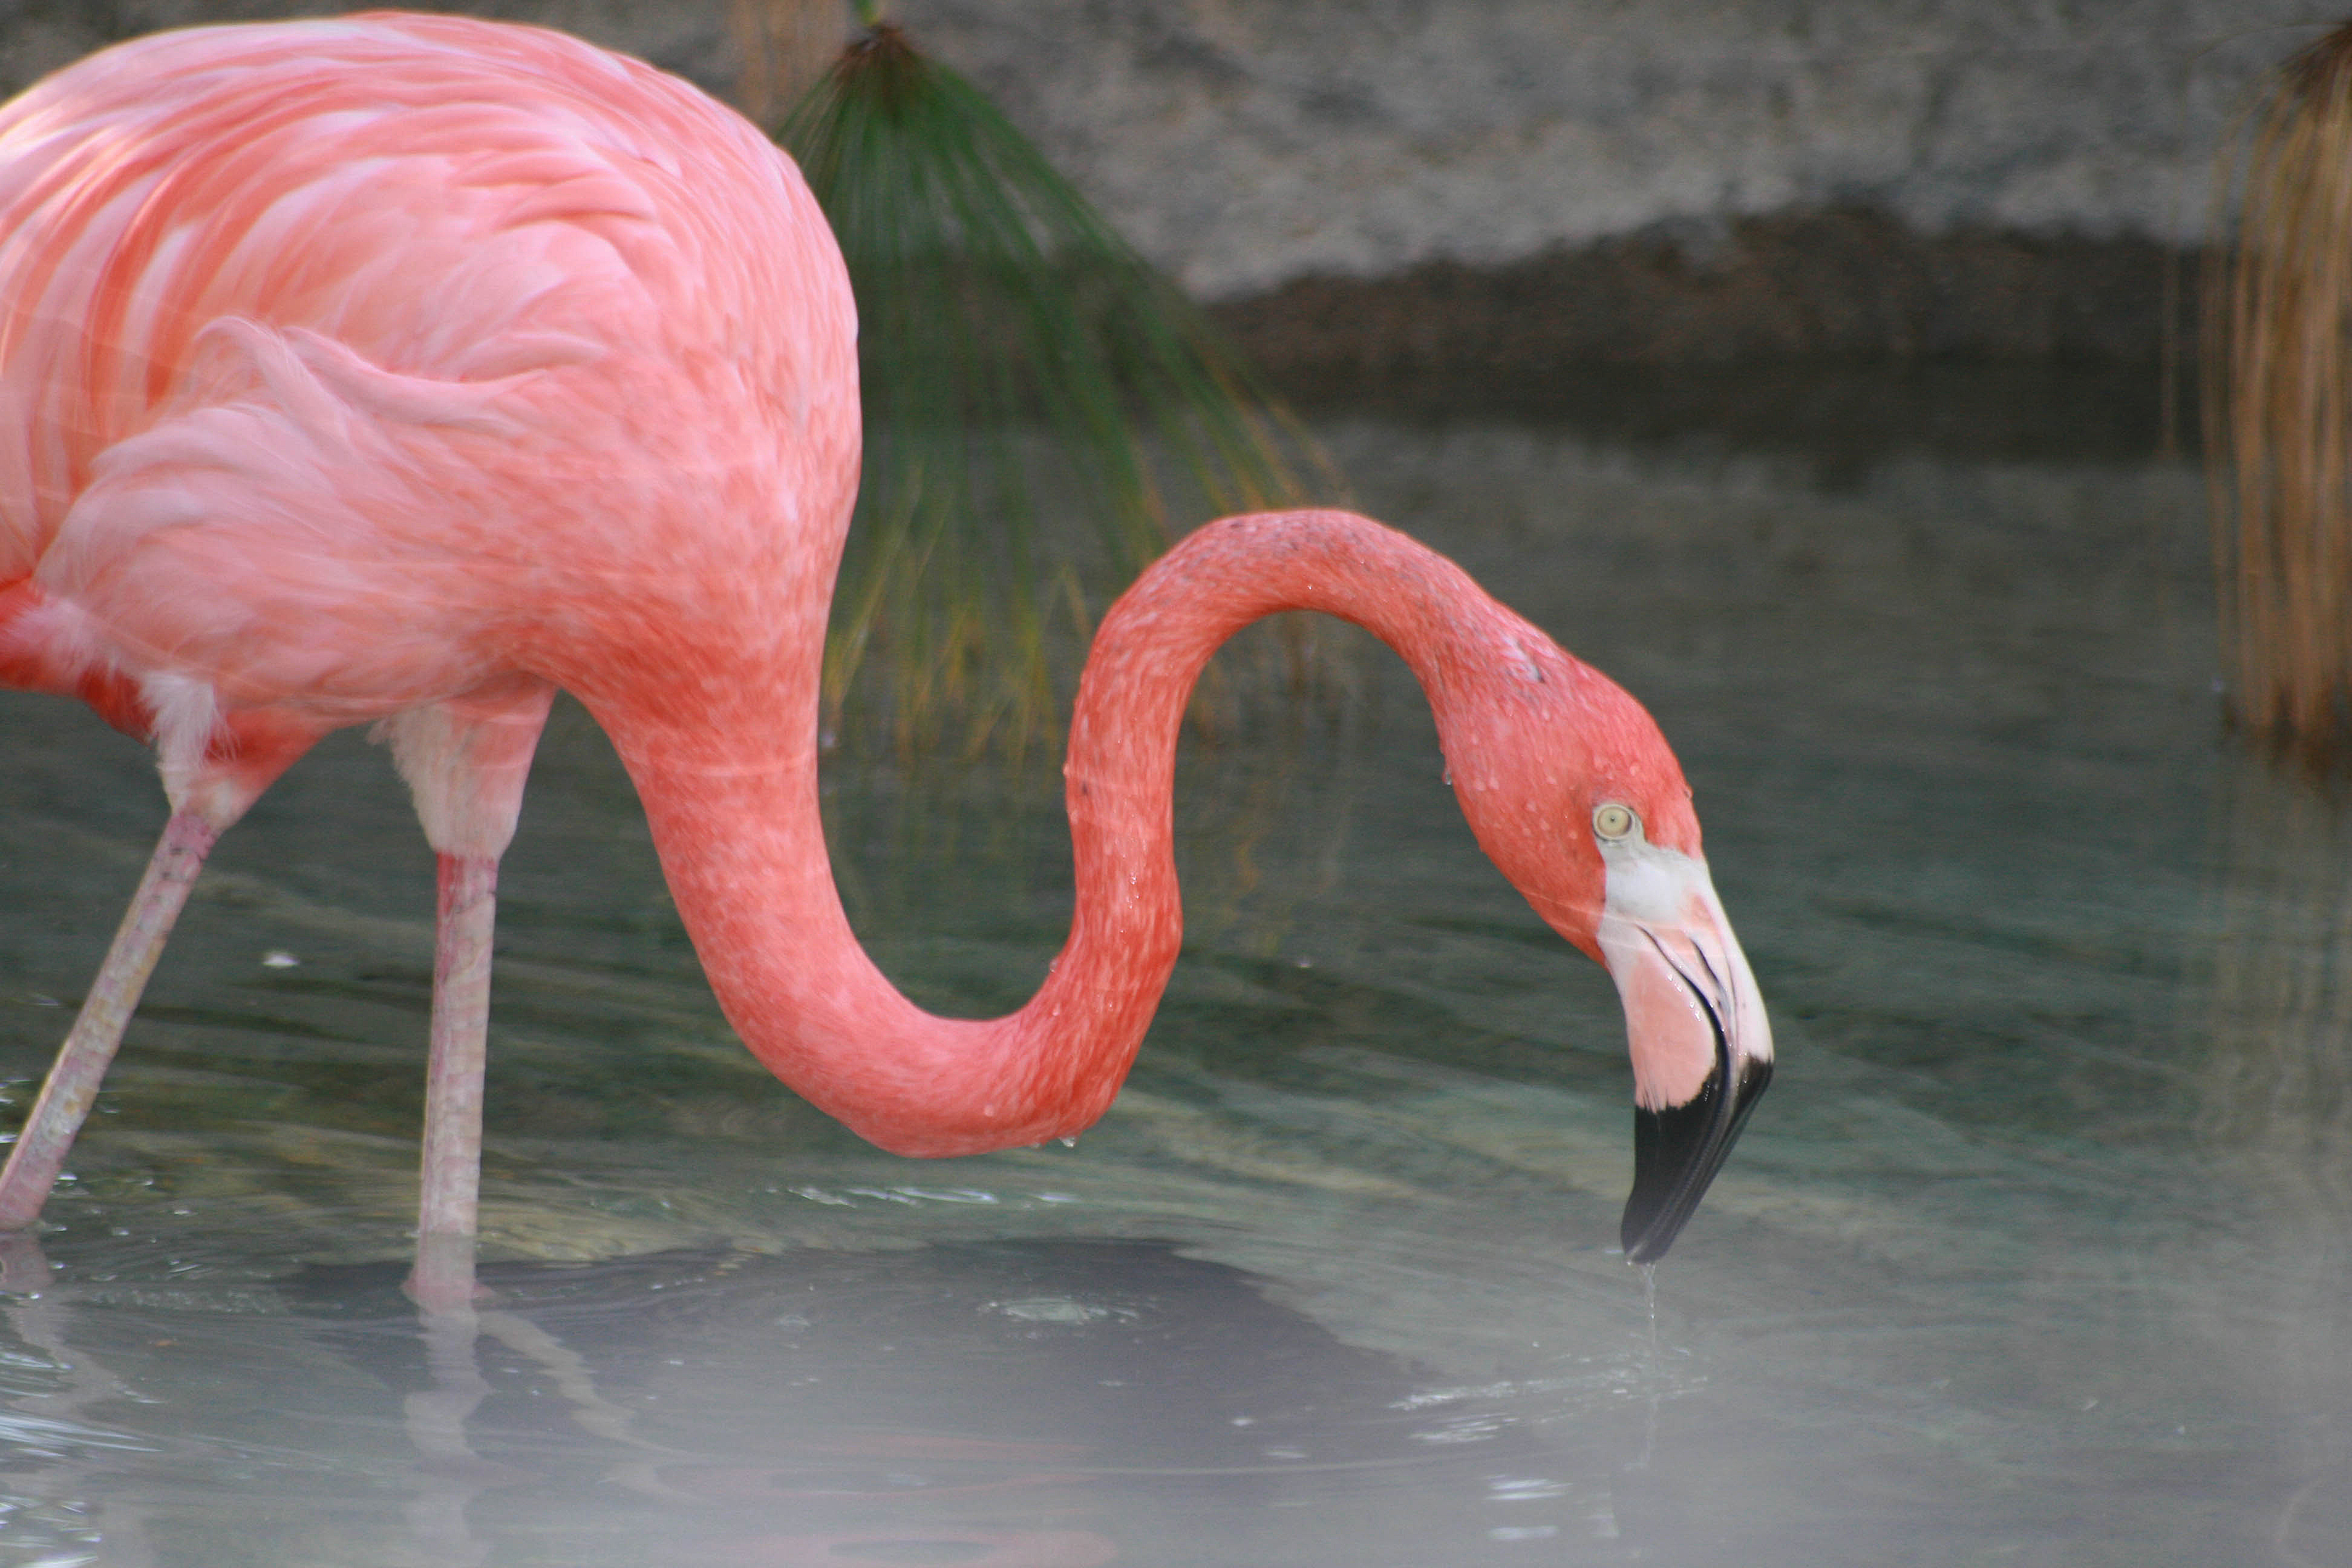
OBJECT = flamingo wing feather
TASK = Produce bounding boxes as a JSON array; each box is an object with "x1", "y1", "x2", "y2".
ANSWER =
[{"x1": 0, "y1": 14, "x2": 854, "y2": 742}]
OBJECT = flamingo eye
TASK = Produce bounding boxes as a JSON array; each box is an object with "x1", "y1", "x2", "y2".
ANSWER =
[{"x1": 1592, "y1": 803, "x2": 1638, "y2": 842}]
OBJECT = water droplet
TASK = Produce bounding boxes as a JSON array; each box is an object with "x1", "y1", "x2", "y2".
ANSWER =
[
  {"x1": 845, "y1": 1186, "x2": 916, "y2": 1204},
  {"x1": 894, "y1": 1186, "x2": 997, "y2": 1204},
  {"x1": 261, "y1": 950, "x2": 298, "y2": 969},
  {"x1": 1488, "y1": 1477, "x2": 1564, "y2": 1500},
  {"x1": 990, "y1": 1296, "x2": 1134, "y2": 1324},
  {"x1": 789, "y1": 1185, "x2": 854, "y2": 1207},
  {"x1": 1057, "y1": 1135, "x2": 1077, "y2": 1148}
]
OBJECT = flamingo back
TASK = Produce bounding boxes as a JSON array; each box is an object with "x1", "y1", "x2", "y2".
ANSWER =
[{"x1": 0, "y1": 13, "x2": 858, "y2": 739}]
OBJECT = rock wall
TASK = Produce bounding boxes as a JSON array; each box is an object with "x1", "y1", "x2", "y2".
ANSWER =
[
  {"x1": 0, "y1": 1, "x2": 2318, "y2": 364},
  {"x1": 882, "y1": 1, "x2": 2305, "y2": 371},
  {"x1": 890, "y1": 0, "x2": 2309, "y2": 301}
]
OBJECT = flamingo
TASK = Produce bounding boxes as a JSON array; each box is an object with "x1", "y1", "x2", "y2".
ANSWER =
[{"x1": 0, "y1": 14, "x2": 1772, "y2": 1312}]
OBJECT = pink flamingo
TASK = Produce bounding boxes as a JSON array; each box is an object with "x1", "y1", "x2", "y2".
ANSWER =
[{"x1": 0, "y1": 15, "x2": 1772, "y2": 1311}]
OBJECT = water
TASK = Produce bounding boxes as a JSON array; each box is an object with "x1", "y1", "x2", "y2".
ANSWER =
[{"x1": 2, "y1": 367, "x2": 2348, "y2": 1566}]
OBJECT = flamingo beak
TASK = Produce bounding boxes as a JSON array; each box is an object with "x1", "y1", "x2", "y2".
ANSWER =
[{"x1": 1593, "y1": 839, "x2": 1773, "y2": 1263}]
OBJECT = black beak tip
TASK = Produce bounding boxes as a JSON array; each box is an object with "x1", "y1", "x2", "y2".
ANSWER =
[{"x1": 1620, "y1": 1055, "x2": 1771, "y2": 1264}]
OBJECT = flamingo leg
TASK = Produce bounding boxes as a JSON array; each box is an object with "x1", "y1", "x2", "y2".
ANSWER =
[
  {"x1": 408, "y1": 853, "x2": 501, "y2": 1313},
  {"x1": 388, "y1": 677, "x2": 554, "y2": 1313},
  {"x1": 0, "y1": 810, "x2": 220, "y2": 1230}
]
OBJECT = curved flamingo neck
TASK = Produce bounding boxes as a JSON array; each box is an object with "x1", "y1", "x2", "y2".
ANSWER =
[{"x1": 603, "y1": 509, "x2": 1532, "y2": 1157}]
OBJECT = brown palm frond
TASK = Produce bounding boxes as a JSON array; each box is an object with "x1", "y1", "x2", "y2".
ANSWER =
[
  {"x1": 2207, "y1": 22, "x2": 2352, "y2": 753},
  {"x1": 729, "y1": 0, "x2": 848, "y2": 133}
]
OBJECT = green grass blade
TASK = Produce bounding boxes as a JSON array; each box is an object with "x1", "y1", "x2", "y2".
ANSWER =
[{"x1": 780, "y1": 22, "x2": 1338, "y2": 759}]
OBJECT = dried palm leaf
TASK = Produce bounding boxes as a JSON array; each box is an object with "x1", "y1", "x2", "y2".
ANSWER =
[{"x1": 2207, "y1": 23, "x2": 2352, "y2": 752}]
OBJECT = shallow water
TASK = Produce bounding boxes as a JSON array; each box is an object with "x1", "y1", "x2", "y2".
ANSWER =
[{"x1": 3, "y1": 370, "x2": 2348, "y2": 1566}]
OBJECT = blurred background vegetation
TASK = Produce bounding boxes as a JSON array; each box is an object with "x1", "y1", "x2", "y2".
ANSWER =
[
  {"x1": 765, "y1": 7, "x2": 1330, "y2": 758},
  {"x1": 2206, "y1": 22, "x2": 2352, "y2": 762}
]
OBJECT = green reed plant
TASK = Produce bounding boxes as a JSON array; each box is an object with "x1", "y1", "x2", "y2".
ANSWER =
[{"x1": 777, "y1": 14, "x2": 1328, "y2": 760}]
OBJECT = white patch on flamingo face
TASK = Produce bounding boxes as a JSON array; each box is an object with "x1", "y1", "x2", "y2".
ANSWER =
[{"x1": 1591, "y1": 808, "x2": 1772, "y2": 1111}]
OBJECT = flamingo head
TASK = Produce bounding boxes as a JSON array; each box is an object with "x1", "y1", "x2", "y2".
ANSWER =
[{"x1": 1437, "y1": 636, "x2": 1774, "y2": 1263}]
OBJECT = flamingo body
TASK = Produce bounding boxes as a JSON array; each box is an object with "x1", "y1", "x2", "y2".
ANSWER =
[
  {"x1": 0, "y1": 16, "x2": 1770, "y2": 1305},
  {"x1": 0, "y1": 14, "x2": 856, "y2": 818}
]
